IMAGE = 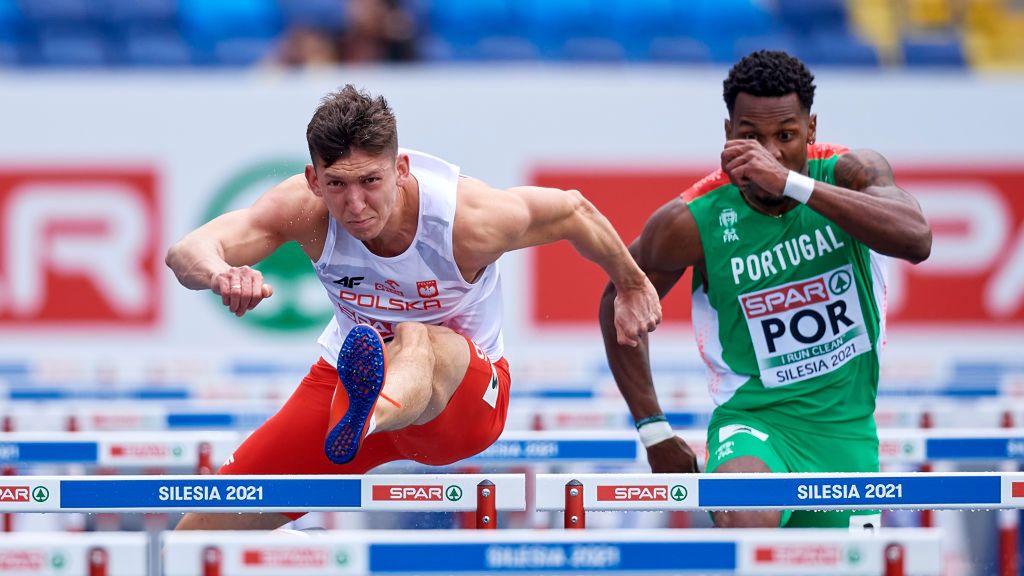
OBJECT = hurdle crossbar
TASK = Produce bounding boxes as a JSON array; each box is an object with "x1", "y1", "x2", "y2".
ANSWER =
[
  {"x1": 162, "y1": 528, "x2": 943, "y2": 575},
  {"x1": 468, "y1": 429, "x2": 1024, "y2": 465},
  {"x1": 0, "y1": 474, "x2": 526, "y2": 513},
  {"x1": 0, "y1": 431, "x2": 241, "y2": 468},
  {"x1": 536, "y1": 472, "x2": 1024, "y2": 512}
]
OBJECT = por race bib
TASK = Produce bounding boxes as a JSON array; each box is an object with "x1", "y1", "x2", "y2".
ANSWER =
[{"x1": 738, "y1": 265, "x2": 871, "y2": 387}]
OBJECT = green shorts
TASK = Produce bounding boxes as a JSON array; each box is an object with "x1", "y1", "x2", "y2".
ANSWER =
[{"x1": 705, "y1": 409, "x2": 880, "y2": 528}]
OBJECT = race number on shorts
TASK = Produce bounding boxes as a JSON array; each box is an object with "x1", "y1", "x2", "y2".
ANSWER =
[{"x1": 739, "y1": 264, "x2": 871, "y2": 387}]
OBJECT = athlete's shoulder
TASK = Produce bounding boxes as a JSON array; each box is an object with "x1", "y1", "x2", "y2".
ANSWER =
[
  {"x1": 808, "y1": 142, "x2": 849, "y2": 160},
  {"x1": 681, "y1": 169, "x2": 732, "y2": 203},
  {"x1": 402, "y1": 148, "x2": 461, "y2": 179}
]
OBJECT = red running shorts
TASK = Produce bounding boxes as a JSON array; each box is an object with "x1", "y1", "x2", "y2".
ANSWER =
[{"x1": 217, "y1": 334, "x2": 511, "y2": 520}]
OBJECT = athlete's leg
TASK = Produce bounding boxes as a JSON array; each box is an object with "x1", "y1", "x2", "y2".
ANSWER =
[
  {"x1": 326, "y1": 322, "x2": 477, "y2": 464},
  {"x1": 710, "y1": 456, "x2": 781, "y2": 528},
  {"x1": 705, "y1": 421, "x2": 789, "y2": 528},
  {"x1": 375, "y1": 322, "x2": 471, "y2": 431},
  {"x1": 178, "y1": 358, "x2": 400, "y2": 531}
]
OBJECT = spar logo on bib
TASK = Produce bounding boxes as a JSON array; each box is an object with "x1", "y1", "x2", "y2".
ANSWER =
[{"x1": 739, "y1": 265, "x2": 872, "y2": 387}]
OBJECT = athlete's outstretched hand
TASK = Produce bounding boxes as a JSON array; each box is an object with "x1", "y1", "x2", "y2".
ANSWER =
[
  {"x1": 210, "y1": 265, "x2": 274, "y2": 317},
  {"x1": 721, "y1": 140, "x2": 789, "y2": 204},
  {"x1": 646, "y1": 436, "x2": 700, "y2": 474},
  {"x1": 613, "y1": 278, "x2": 662, "y2": 347}
]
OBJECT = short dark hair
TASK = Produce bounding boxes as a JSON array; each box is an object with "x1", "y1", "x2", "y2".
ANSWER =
[
  {"x1": 306, "y1": 85, "x2": 398, "y2": 167},
  {"x1": 723, "y1": 50, "x2": 816, "y2": 115}
]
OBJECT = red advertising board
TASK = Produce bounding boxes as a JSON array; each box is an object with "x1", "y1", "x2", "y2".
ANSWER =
[
  {"x1": 531, "y1": 165, "x2": 1024, "y2": 328},
  {"x1": 0, "y1": 168, "x2": 160, "y2": 327}
]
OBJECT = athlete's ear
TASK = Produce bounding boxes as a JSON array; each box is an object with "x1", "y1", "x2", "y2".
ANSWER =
[
  {"x1": 395, "y1": 153, "x2": 410, "y2": 185},
  {"x1": 305, "y1": 164, "x2": 323, "y2": 198},
  {"x1": 807, "y1": 114, "x2": 817, "y2": 145},
  {"x1": 724, "y1": 117, "x2": 732, "y2": 140}
]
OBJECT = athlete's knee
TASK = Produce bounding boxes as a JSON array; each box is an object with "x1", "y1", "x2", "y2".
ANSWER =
[
  {"x1": 175, "y1": 512, "x2": 290, "y2": 531},
  {"x1": 392, "y1": 322, "x2": 431, "y2": 349},
  {"x1": 713, "y1": 455, "x2": 772, "y2": 474},
  {"x1": 714, "y1": 510, "x2": 781, "y2": 528}
]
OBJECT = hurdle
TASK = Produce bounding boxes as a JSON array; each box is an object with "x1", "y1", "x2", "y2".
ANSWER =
[
  {"x1": 162, "y1": 528, "x2": 943, "y2": 575},
  {"x1": 536, "y1": 472, "x2": 1024, "y2": 519},
  {"x1": 467, "y1": 429, "x2": 1024, "y2": 466},
  {"x1": 0, "y1": 532, "x2": 147, "y2": 576},
  {"x1": 0, "y1": 474, "x2": 525, "y2": 526},
  {"x1": 514, "y1": 396, "x2": 1024, "y2": 431},
  {"x1": 0, "y1": 431, "x2": 241, "y2": 471}
]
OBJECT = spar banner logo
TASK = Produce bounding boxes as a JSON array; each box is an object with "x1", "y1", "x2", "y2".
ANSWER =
[
  {"x1": 738, "y1": 264, "x2": 871, "y2": 387},
  {"x1": 109, "y1": 443, "x2": 183, "y2": 460},
  {"x1": 372, "y1": 484, "x2": 463, "y2": 501},
  {"x1": 596, "y1": 485, "x2": 688, "y2": 501},
  {"x1": 0, "y1": 168, "x2": 160, "y2": 327},
  {"x1": 0, "y1": 485, "x2": 29, "y2": 502},
  {"x1": 0, "y1": 550, "x2": 47, "y2": 571},
  {"x1": 1011, "y1": 482, "x2": 1024, "y2": 498},
  {"x1": 754, "y1": 544, "x2": 849, "y2": 566},
  {"x1": 32, "y1": 486, "x2": 49, "y2": 502},
  {"x1": 372, "y1": 485, "x2": 444, "y2": 501},
  {"x1": 202, "y1": 160, "x2": 332, "y2": 332},
  {"x1": 242, "y1": 548, "x2": 328, "y2": 568}
]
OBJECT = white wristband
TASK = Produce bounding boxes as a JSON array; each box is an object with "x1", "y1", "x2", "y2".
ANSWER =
[
  {"x1": 783, "y1": 170, "x2": 815, "y2": 204},
  {"x1": 638, "y1": 420, "x2": 674, "y2": 448}
]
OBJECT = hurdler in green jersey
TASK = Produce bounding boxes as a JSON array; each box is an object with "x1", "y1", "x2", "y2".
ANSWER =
[{"x1": 599, "y1": 50, "x2": 932, "y2": 530}]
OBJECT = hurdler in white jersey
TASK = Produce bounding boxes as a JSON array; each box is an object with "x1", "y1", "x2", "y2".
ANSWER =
[
  {"x1": 166, "y1": 84, "x2": 661, "y2": 532},
  {"x1": 316, "y1": 149, "x2": 504, "y2": 365}
]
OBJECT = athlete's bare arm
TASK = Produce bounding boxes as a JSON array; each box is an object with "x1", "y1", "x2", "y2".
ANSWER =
[
  {"x1": 165, "y1": 174, "x2": 327, "y2": 316},
  {"x1": 453, "y1": 176, "x2": 661, "y2": 346},
  {"x1": 599, "y1": 198, "x2": 703, "y2": 473},
  {"x1": 823, "y1": 149, "x2": 932, "y2": 262},
  {"x1": 721, "y1": 141, "x2": 932, "y2": 263}
]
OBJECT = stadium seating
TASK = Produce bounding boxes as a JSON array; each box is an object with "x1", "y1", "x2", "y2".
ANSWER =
[{"x1": 0, "y1": 0, "x2": 1002, "y2": 68}]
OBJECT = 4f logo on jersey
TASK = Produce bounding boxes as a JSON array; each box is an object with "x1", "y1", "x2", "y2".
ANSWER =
[
  {"x1": 0, "y1": 168, "x2": 161, "y2": 326},
  {"x1": 334, "y1": 276, "x2": 364, "y2": 288},
  {"x1": 417, "y1": 280, "x2": 439, "y2": 298}
]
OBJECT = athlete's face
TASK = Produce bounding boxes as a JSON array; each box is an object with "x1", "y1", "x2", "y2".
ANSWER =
[
  {"x1": 725, "y1": 92, "x2": 817, "y2": 204},
  {"x1": 306, "y1": 149, "x2": 410, "y2": 241}
]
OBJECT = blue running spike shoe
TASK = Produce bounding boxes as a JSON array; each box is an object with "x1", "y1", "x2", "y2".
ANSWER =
[{"x1": 325, "y1": 325, "x2": 387, "y2": 464}]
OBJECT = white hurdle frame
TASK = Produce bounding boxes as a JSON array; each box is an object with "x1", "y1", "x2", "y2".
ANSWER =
[
  {"x1": 0, "y1": 532, "x2": 147, "y2": 576},
  {"x1": 163, "y1": 528, "x2": 944, "y2": 576},
  {"x1": 537, "y1": 472, "x2": 1024, "y2": 515},
  {"x1": 0, "y1": 474, "x2": 525, "y2": 520},
  {"x1": 1, "y1": 428, "x2": 1024, "y2": 469}
]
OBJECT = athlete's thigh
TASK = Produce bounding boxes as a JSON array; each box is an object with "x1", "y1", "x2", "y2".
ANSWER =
[
  {"x1": 785, "y1": 433, "x2": 881, "y2": 529},
  {"x1": 390, "y1": 323, "x2": 471, "y2": 424},
  {"x1": 390, "y1": 336, "x2": 510, "y2": 466}
]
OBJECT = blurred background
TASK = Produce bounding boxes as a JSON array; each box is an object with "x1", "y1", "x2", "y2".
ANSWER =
[{"x1": 0, "y1": 0, "x2": 1023, "y2": 575}]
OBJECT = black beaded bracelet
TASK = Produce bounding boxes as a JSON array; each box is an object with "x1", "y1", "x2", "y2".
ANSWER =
[{"x1": 634, "y1": 414, "x2": 668, "y2": 430}]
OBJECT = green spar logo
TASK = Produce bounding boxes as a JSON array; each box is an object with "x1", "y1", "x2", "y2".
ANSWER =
[
  {"x1": 32, "y1": 486, "x2": 49, "y2": 502},
  {"x1": 670, "y1": 485, "x2": 688, "y2": 501},
  {"x1": 51, "y1": 552, "x2": 65, "y2": 569},
  {"x1": 829, "y1": 270, "x2": 853, "y2": 295},
  {"x1": 201, "y1": 160, "x2": 333, "y2": 332},
  {"x1": 335, "y1": 550, "x2": 349, "y2": 566},
  {"x1": 445, "y1": 486, "x2": 463, "y2": 501}
]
